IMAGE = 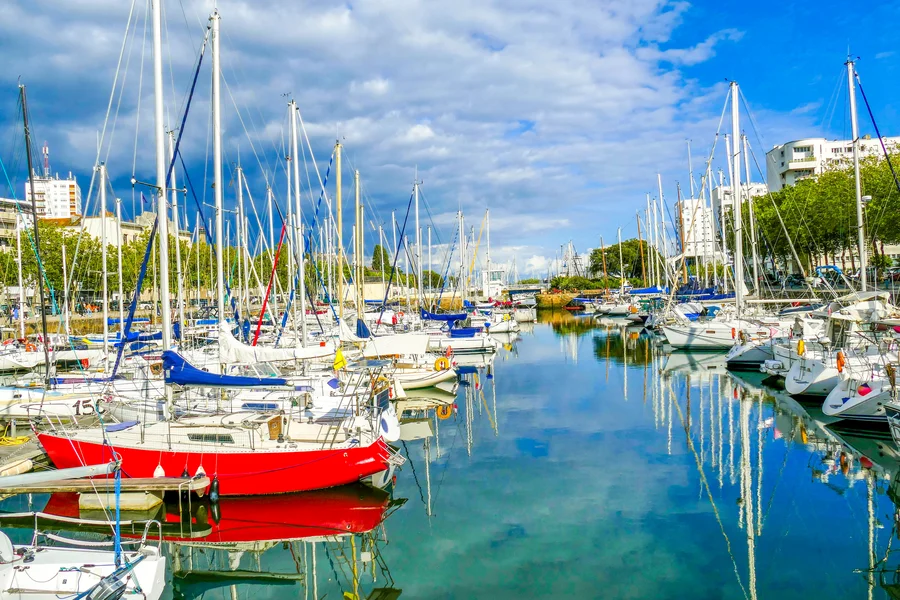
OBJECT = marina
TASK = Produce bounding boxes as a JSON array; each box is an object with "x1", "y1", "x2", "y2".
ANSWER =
[{"x1": 1, "y1": 0, "x2": 900, "y2": 597}]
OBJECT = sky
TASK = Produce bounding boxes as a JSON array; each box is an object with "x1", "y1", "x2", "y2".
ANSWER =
[{"x1": 1, "y1": 0, "x2": 899, "y2": 278}]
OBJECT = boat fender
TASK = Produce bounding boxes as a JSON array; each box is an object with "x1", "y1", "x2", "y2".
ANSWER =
[
  {"x1": 181, "y1": 468, "x2": 190, "y2": 478},
  {"x1": 731, "y1": 328, "x2": 735, "y2": 340},
  {"x1": 398, "y1": 311, "x2": 405, "y2": 318},
  {"x1": 210, "y1": 476, "x2": 220, "y2": 504},
  {"x1": 153, "y1": 464, "x2": 165, "y2": 478},
  {"x1": 436, "y1": 404, "x2": 453, "y2": 420},
  {"x1": 434, "y1": 357, "x2": 451, "y2": 371},
  {"x1": 211, "y1": 500, "x2": 221, "y2": 523},
  {"x1": 445, "y1": 346, "x2": 454, "y2": 358},
  {"x1": 503, "y1": 314, "x2": 510, "y2": 322},
  {"x1": 836, "y1": 351, "x2": 846, "y2": 373},
  {"x1": 25, "y1": 343, "x2": 36, "y2": 352},
  {"x1": 797, "y1": 339, "x2": 805, "y2": 356}
]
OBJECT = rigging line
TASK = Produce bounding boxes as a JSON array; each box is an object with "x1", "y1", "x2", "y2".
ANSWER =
[
  {"x1": 220, "y1": 72, "x2": 272, "y2": 188},
  {"x1": 855, "y1": 73, "x2": 900, "y2": 195},
  {"x1": 376, "y1": 191, "x2": 416, "y2": 325},
  {"x1": 103, "y1": 0, "x2": 142, "y2": 169}
]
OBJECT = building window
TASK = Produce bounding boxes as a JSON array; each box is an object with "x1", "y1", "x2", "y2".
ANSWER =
[{"x1": 794, "y1": 146, "x2": 811, "y2": 153}]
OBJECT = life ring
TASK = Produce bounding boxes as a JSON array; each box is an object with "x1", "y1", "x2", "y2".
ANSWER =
[
  {"x1": 629, "y1": 305, "x2": 638, "y2": 314},
  {"x1": 434, "y1": 357, "x2": 451, "y2": 371},
  {"x1": 25, "y1": 343, "x2": 36, "y2": 353},
  {"x1": 150, "y1": 362, "x2": 163, "y2": 376},
  {"x1": 436, "y1": 404, "x2": 453, "y2": 420},
  {"x1": 836, "y1": 351, "x2": 846, "y2": 373},
  {"x1": 398, "y1": 311, "x2": 405, "y2": 318},
  {"x1": 797, "y1": 339, "x2": 805, "y2": 356}
]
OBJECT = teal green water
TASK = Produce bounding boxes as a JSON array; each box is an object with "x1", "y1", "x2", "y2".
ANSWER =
[{"x1": 3, "y1": 314, "x2": 900, "y2": 599}]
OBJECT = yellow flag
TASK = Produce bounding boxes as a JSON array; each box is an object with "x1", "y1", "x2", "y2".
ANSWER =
[{"x1": 333, "y1": 348, "x2": 347, "y2": 371}]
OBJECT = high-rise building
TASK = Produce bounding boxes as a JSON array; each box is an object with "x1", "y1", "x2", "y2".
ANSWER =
[
  {"x1": 24, "y1": 171, "x2": 82, "y2": 220},
  {"x1": 765, "y1": 136, "x2": 900, "y2": 191},
  {"x1": 675, "y1": 198, "x2": 717, "y2": 258}
]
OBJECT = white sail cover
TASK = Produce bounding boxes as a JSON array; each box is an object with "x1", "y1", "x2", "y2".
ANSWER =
[
  {"x1": 219, "y1": 323, "x2": 336, "y2": 363},
  {"x1": 363, "y1": 333, "x2": 430, "y2": 358}
]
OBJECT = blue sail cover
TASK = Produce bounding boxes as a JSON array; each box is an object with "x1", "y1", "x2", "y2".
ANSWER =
[
  {"x1": 449, "y1": 327, "x2": 480, "y2": 338},
  {"x1": 629, "y1": 286, "x2": 668, "y2": 295},
  {"x1": 421, "y1": 308, "x2": 467, "y2": 322},
  {"x1": 356, "y1": 318, "x2": 372, "y2": 338},
  {"x1": 162, "y1": 350, "x2": 289, "y2": 388}
]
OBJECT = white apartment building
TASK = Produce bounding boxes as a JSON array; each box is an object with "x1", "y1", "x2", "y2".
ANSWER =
[
  {"x1": 710, "y1": 182, "x2": 769, "y2": 217},
  {"x1": 765, "y1": 136, "x2": 900, "y2": 191},
  {"x1": 676, "y1": 199, "x2": 717, "y2": 258},
  {"x1": 24, "y1": 172, "x2": 83, "y2": 219}
]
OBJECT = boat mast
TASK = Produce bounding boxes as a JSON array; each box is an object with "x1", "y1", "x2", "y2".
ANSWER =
[
  {"x1": 617, "y1": 227, "x2": 624, "y2": 294},
  {"x1": 391, "y1": 210, "x2": 398, "y2": 305},
  {"x1": 637, "y1": 212, "x2": 646, "y2": 282},
  {"x1": 379, "y1": 225, "x2": 386, "y2": 302},
  {"x1": 415, "y1": 176, "x2": 422, "y2": 303},
  {"x1": 19, "y1": 84, "x2": 51, "y2": 386},
  {"x1": 335, "y1": 141, "x2": 343, "y2": 322},
  {"x1": 646, "y1": 194, "x2": 656, "y2": 288},
  {"x1": 153, "y1": 0, "x2": 172, "y2": 356},
  {"x1": 211, "y1": 9, "x2": 225, "y2": 366},
  {"x1": 290, "y1": 102, "x2": 307, "y2": 345},
  {"x1": 355, "y1": 169, "x2": 362, "y2": 313},
  {"x1": 657, "y1": 174, "x2": 670, "y2": 290},
  {"x1": 743, "y1": 134, "x2": 761, "y2": 295},
  {"x1": 485, "y1": 209, "x2": 491, "y2": 299},
  {"x1": 99, "y1": 163, "x2": 109, "y2": 369},
  {"x1": 600, "y1": 235, "x2": 608, "y2": 290},
  {"x1": 427, "y1": 225, "x2": 432, "y2": 308},
  {"x1": 677, "y1": 183, "x2": 688, "y2": 284},
  {"x1": 169, "y1": 130, "x2": 186, "y2": 336},
  {"x1": 847, "y1": 58, "x2": 867, "y2": 291},
  {"x1": 457, "y1": 211, "x2": 464, "y2": 304},
  {"x1": 115, "y1": 196, "x2": 125, "y2": 330},
  {"x1": 730, "y1": 81, "x2": 744, "y2": 315},
  {"x1": 15, "y1": 213, "x2": 24, "y2": 339}
]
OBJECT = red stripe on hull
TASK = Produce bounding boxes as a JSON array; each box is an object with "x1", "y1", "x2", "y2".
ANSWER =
[{"x1": 37, "y1": 434, "x2": 390, "y2": 496}]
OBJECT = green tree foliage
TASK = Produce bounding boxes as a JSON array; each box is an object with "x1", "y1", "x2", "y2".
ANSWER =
[
  {"x1": 371, "y1": 244, "x2": 390, "y2": 272},
  {"x1": 517, "y1": 278, "x2": 540, "y2": 284},
  {"x1": 588, "y1": 239, "x2": 652, "y2": 280},
  {"x1": 729, "y1": 153, "x2": 900, "y2": 274}
]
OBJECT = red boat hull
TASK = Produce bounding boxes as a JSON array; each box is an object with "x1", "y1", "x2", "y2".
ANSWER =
[{"x1": 37, "y1": 433, "x2": 391, "y2": 496}]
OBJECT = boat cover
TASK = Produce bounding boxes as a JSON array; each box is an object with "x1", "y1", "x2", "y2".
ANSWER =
[
  {"x1": 420, "y1": 309, "x2": 466, "y2": 322},
  {"x1": 163, "y1": 350, "x2": 289, "y2": 388}
]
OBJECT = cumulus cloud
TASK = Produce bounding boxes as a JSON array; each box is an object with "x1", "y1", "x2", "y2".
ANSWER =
[{"x1": 0, "y1": 0, "x2": 799, "y2": 263}]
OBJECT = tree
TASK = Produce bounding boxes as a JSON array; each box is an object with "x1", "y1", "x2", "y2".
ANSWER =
[{"x1": 371, "y1": 244, "x2": 390, "y2": 272}]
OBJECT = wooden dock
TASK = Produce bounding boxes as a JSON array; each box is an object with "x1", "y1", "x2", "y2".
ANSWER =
[{"x1": 0, "y1": 476, "x2": 209, "y2": 495}]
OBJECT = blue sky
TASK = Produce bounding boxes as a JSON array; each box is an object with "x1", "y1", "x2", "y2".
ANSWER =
[{"x1": 1, "y1": 0, "x2": 898, "y2": 277}]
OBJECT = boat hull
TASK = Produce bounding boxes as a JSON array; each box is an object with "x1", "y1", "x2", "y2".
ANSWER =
[
  {"x1": 37, "y1": 433, "x2": 391, "y2": 496},
  {"x1": 784, "y1": 358, "x2": 839, "y2": 397},
  {"x1": 662, "y1": 324, "x2": 735, "y2": 349}
]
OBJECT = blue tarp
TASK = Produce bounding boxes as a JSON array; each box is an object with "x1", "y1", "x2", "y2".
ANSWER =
[
  {"x1": 421, "y1": 308, "x2": 467, "y2": 322},
  {"x1": 163, "y1": 350, "x2": 289, "y2": 388},
  {"x1": 108, "y1": 318, "x2": 150, "y2": 325}
]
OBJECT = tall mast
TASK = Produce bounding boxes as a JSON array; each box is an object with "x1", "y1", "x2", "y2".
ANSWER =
[
  {"x1": 730, "y1": 81, "x2": 744, "y2": 314},
  {"x1": 646, "y1": 194, "x2": 656, "y2": 288},
  {"x1": 485, "y1": 209, "x2": 491, "y2": 299},
  {"x1": 235, "y1": 164, "x2": 246, "y2": 314},
  {"x1": 617, "y1": 227, "x2": 624, "y2": 294},
  {"x1": 153, "y1": 0, "x2": 172, "y2": 353},
  {"x1": 677, "y1": 183, "x2": 688, "y2": 284},
  {"x1": 100, "y1": 163, "x2": 109, "y2": 369},
  {"x1": 15, "y1": 213, "x2": 24, "y2": 339},
  {"x1": 687, "y1": 140, "x2": 696, "y2": 200},
  {"x1": 600, "y1": 236, "x2": 608, "y2": 289},
  {"x1": 414, "y1": 177, "x2": 422, "y2": 303},
  {"x1": 355, "y1": 169, "x2": 362, "y2": 313},
  {"x1": 457, "y1": 211, "x2": 464, "y2": 302},
  {"x1": 335, "y1": 141, "x2": 343, "y2": 321},
  {"x1": 169, "y1": 130, "x2": 186, "y2": 336},
  {"x1": 657, "y1": 174, "x2": 670, "y2": 290},
  {"x1": 115, "y1": 197, "x2": 125, "y2": 330},
  {"x1": 290, "y1": 102, "x2": 307, "y2": 345},
  {"x1": 743, "y1": 134, "x2": 760, "y2": 295},
  {"x1": 379, "y1": 225, "x2": 386, "y2": 302},
  {"x1": 19, "y1": 85, "x2": 51, "y2": 386},
  {"x1": 211, "y1": 9, "x2": 225, "y2": 363},
  {"x1": 427, "y1": 225, "x2": 432, "y2": 308},
  {"x1": 847, "y1": 58, "x2": 867, "y2": 291},
  {"x1": 391, "y1": 210, "x2": 398, "y2": 303},
  {"x1": 637, "y1": 211, "x2": 646, "y2": 282}
]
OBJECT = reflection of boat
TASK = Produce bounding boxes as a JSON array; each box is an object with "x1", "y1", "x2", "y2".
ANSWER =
[
  {"x1": 662, "y1": 351, "x2": 727, "y2": 374},
  {"x1": 38, "y1": 484, "x2": 394, "y2": 546}
]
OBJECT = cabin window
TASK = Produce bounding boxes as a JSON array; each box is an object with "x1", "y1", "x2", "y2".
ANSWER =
[{"x1": 187, "y1": 433, "x2": 234, "y2": 444}]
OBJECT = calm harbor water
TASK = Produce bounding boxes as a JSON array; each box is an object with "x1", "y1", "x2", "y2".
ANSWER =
[{"x1": 2, "y1": 311, "x2": 900, "y2": 599}]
